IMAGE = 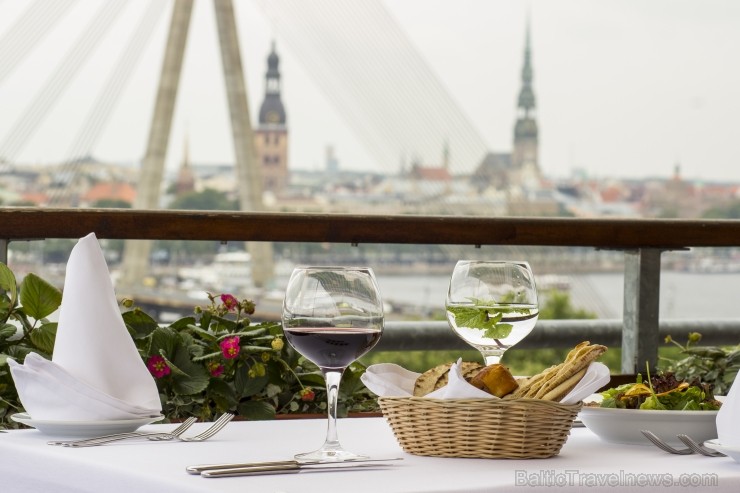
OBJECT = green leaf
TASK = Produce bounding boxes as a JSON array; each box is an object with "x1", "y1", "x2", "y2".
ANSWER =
[
  {"x1": 168, "y1": 317, "x2": 196, "y2": 330},
  {"x1": 298, "y1": 373, "x2": 326, "y2": 387},
  {"x1": 207, "y1": 378, "x2": 238, "y2": 409},
  {"x1": 0, "y1": 323, "x2": 18, "y2": 341},
  {"x1": 209, "y1": 316, "x2": 237, "y2": 331},
  {"x1": 484, "y1": 323, "x2": 513, "y2": 339},
  {"x1": 446, "y1": 299, "x2": 526, "y2": 340},
  {"x1": 170, "y1": 345, "x2": 210, "y2": 396},
  {"x1": 234, "y1": 365, "x2": 268, "y2": 397},
  {"x1": 28, "y1": 323, "x2": 57, "y2": 354},
  {"x1": 0, "y1": 298, "x2": 12, "y2": 324},
  {"x1": 122, "y1": 310, "x2": 160, "y2": 339},
  {"x1": 0, "y1": 263, "x2": 18, "y2": 311},
  {"x1": 234, "y1": 327, "x2": 268, "y2": 338},
  {"x1": 238, "y1": 345, "x2": 272, "y2": 354},
  {"x1": 192, "y1": 351, "x2": 222, "y2": 362},
  {"x1": 19, "y1": 273, "x2": 62, "y2": 320},
  {"x1": 238, "y1": 400, "x2": 275, "y2": 420},
  {"x1": 150, "y1": 327, "x2": 179, "y2": 356},
  {"x1": 185, "y1": 325, "x2": 219, "y2": 343},
  {"x1": 448, "y1": 306, "x2": 487, "y2": 328}
]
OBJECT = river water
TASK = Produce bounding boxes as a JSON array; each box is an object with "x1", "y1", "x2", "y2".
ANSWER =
[{"x1": 375, "y1": 271, "x2": 740, "y2": 320}]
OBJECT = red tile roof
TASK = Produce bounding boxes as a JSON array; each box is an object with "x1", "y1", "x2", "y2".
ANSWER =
[{"x1": 82, "y1": 182, "x2": 136, "y2": 204}]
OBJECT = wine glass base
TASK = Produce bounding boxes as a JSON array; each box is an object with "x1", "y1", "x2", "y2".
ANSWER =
[{"x1": 295, "y1": 447, "x2": 369, "y2": 463}]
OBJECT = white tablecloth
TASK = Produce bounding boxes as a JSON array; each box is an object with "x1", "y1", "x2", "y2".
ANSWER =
[{"x1": 1, "y1": 417, "x2": 739, "y2": 492}]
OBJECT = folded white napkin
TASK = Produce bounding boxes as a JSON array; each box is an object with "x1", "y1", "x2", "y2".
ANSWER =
[
  {"x1": 716, "y1": 371, "x2": 740, "y2": 446},
  {"x1": 361, "y1": 359, "x2": 610, "y2": 404},
  {"x1": 560, "y1": 361, "x2": 611, "y2": 405},
  {"x1": 8, "y1": 233, "x2": 161, "y2": 421}
]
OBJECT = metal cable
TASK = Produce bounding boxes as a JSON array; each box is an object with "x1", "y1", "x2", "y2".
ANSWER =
[
  {"x1": 47, "y1": 1, "x2": 169, "y2": 206},
  {"x1": 253, "y1": 0, "x2": 489, "y2": 175},
  {"x1": 0, "y1": 0, "x2": 128, "y2": 163},
  {"x1": 0, "y1": 0, "x2": 78, "y2": 85}
]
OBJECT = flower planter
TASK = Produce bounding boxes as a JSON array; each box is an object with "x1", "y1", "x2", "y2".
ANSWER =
[{"x1": 275, "y1": 412, "x2": 383, "y2": 420}]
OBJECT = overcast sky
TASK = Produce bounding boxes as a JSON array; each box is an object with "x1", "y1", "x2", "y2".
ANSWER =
[{"x1": 0, "y1": 0, "x2": 738, "y2": 183}]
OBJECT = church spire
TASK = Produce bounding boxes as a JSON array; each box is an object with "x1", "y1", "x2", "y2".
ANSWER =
[
  {"x1": 258, "y1": 41, "x2": 286, "y2": 125},
  {"x1": 512, "y1": 15, "x2": 540, "y2": 179},
  {"x1": 517, "y1": 16, "x2": 535, "y2": 117}
]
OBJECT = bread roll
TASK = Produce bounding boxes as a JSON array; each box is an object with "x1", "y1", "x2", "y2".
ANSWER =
[
  {"x1": 413, "y1": 361, "x2": 484, "y2": 397},
  {"x1": 413, "y1": 363, "x2": 453, "y2": 396},
  {"x1": 469, "y1": 364, "x2": 518, "y2": 397}
]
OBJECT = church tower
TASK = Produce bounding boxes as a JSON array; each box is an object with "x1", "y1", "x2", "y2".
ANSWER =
[
  {"x1": 512, "y1": 19, "x2": 539, "y2": 185},
  {"x1": 254, "y1": 42, "x2": 289, "y2": 194},
  {"x1": 174, "y1": 134, "x2": 195, "y2": 195}
]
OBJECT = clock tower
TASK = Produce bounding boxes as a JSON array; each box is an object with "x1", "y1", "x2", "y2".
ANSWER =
[{"x1": 255, "y1": 42, "x2": 288, "y2": 194}]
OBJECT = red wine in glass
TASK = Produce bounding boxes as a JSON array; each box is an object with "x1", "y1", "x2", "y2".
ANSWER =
[
  {"x1": 282, "y1": 266, "x2": 384, "y2": 462},
  {"x1": 283, "y1": 327, "x2": 382, "y2": 370}
]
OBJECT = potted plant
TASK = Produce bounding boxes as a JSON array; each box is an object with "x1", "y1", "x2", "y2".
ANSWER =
[
  {"x1": 661, "y1": 332, "x2": 740, "y2": 395},
  {"x1": 0, "y1": 263, "x2": 379, "y2": 429}
]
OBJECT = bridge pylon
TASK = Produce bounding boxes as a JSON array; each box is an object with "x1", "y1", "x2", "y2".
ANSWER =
[{"x1": 120, "y1": 0, "x2": 273, "y2": 293}]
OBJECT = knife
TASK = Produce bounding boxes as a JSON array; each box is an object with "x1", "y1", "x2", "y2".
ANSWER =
[
  {"x1": 200, "y1": 462, "x2": 400, "y2": 478},
  {"x1": 187, "y1": 457, "x2": 403, "y2": 475}
]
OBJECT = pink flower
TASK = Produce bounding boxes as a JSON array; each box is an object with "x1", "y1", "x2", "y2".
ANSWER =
[
  {"x1": 220, "y1": 336, "x2": 241, "y2": 359},
  {"x1": 207, "y1": 361, "x2": 224, "y2": 377},
  {"x1": 220, "y1": 294, "x2": 239, "y2": 312},
  {"x1": 147, "y1": 355, "x2": 170, "y2": 378}
]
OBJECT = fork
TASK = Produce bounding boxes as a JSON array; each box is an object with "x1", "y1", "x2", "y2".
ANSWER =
[
  {"x1": 67, "y1": 413, "x2": 234, "y2": 447},
  {"x1": 48, "y1": 416, "x2": 199, "y2": 447},
  {"x1": 148, "y1": 413, "x2": 234, "y2": 443},
  {"x1": 171, "y1": 412, "x2": 233, "y2": 442},
  {"x1": 640, "y1": 430, "x2": 694, "y2": 455},
  {"x1": 677, "y1": 434, "x2": 727, "y2": 457}
]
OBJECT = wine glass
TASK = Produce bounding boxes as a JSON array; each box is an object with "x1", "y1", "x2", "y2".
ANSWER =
[
  {"x1": 282, "y1": 266, "x2": 384, "y2": 462},
  {"x1": 445, "y1": 260, "x2": 538, "y2": 365}
]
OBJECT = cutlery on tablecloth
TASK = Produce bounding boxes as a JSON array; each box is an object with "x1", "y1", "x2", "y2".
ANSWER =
[
  {"x1": 49, "y1": 414, "x2": 233, "y2": 447},
  {"x1": 640, "y1": 430, "x2": 694, "y2": 455},
  {"x1": 642, "y1": 430, "x2": 726, "y2": 457},
  {"x1": 197, "y1": 460, "x2": 404, "y2": 478},
  {"x1": 677, "y1": 434, "x2": 727, "y2": 457},
  {"x1": 187, "y1": 457, "x2": 404, "y2": 476},
  {"x1": 48, "y1": 417, "x2": 198, "y2": 447}
]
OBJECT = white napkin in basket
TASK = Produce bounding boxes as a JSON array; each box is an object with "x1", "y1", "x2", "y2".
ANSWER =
[
  {"x1": 8, "y1": 233, "x2": 161, "y2": 421},
  {"x1": 361, "y1": 359, "x2": 609, "y2": 403},
  {"x1": 716, "y1": 371, "x2": 740, "y2": 447}
]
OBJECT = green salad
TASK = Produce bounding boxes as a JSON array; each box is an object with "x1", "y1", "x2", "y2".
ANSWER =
[{"x1": 598, "y1": 371, "x2": 722, "y2": 411}]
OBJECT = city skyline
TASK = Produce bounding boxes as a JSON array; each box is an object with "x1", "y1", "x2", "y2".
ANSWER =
[{"x1": 0, "y1": 0, "x2": 738, "y2": 183}]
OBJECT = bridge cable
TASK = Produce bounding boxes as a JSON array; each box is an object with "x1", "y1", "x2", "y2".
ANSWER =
[
  {"x1": 47, "y1": 1, "x2": 169, "y2": 206},
  {"x1": 0, "y1": 0, "x2": 78, "y2": 86},
  {"x1": 0, "y1": 0, "x2": 129, "y2": 163},
  {"x1": 314, "y1": 0, "x2": 446, "y2": 170},
  {"x1": 253, "y1": 0, "x2": 490, "y2": 179},
  {"x1": 258, "y1": 0, "x2": 441, "y2": 172}
]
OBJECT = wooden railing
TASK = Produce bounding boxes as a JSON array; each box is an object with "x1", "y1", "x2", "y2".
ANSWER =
[
  {"x1": 2, "y1": 208, "x2": 740, "y2": 247},
  {"x1": 3, "y1": 207, "x2": 740, "y2": 373}
]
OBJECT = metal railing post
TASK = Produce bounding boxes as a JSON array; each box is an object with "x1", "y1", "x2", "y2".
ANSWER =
[
  {"x1": 0, "y1": 239, "x2": 7, "y2": 264},
  {"x1": 621, "y1": 248, "x2": 663, "y2": 373}
]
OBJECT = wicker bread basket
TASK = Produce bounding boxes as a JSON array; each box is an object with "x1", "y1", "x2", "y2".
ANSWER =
[{"x1": 378, "y1": 396, "x2": 582, "y2": 459}]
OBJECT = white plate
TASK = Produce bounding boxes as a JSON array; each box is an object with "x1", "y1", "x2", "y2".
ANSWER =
[
  {"x1": 579, "y1": 405, "x2": 718, "y2": 446},
  {"x1": 703, "y1": 439, "x2": 740, "y2": 463},
  {"x1": 10, "y1": 413, "x2": 164, "y2": 437}
]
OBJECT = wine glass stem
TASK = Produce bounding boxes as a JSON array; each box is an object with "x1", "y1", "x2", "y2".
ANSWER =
[
  {"x1": 322, "y1": 369, "x2": 343, "y2": 450},
  {"x1": 482, "y1": 350, "x2": 505, "y2": 366}
]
